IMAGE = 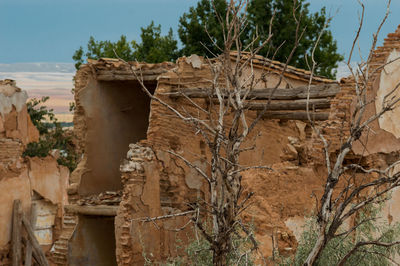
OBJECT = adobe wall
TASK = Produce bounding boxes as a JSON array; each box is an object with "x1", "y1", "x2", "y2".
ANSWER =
[
  {"x1": 114, "y1": 56, "x2": 335, "y2": 263},
  {"x1": 71, "y1": 60, "x2": 174, "y2": 198},
  {"x1": 67, "y1": 60, "x2": 174, "y2": 265},
  {"x1": 0, "y1": 80, "x2": 69, "y2": 265},
  {"x1": 115, "y1": 34, "x2": 400, "y2": 263}
]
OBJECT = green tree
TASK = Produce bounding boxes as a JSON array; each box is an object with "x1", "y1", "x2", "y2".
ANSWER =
[
  {"x1": 73, "y1": 22, "x2": 179, "y2": 69},
  {"x1": 247, "y1": 0, "x2": 343, "y2": 78},
  {"x1": 24, "y1": 97, "x2": 78, "y2": 171},
  {"x1": 132, "y1": 21, "x2": 180, "y2": 63},
  {"x1": 72, "y1": 35, "x2": 134, "y2": 69},
  {"x1": 178, "y1": 0, "x2": 343, "y2": 79},
  {"x1": 178, "y1": 0, "x2": 228, "y2": 57}
]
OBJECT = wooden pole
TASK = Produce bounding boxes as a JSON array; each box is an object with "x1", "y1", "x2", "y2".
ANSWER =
[
  {"x1": 12, "y1": 200, "x2": 22, "y2": 266},
  {"x1": 246, "y1": 98, "x2": 331, "y2": 110},
  {"x1": 24, "y1": 203, "x2": 37, "y2": 266},
  {"x1": 260, "y1": 111, "x2": 330, "y2": 121},
  {"x1": 208, "y1": 98, "x2": 331, "y2": 111},
  {"x1": 22, "y1": 216, "x2": 49, "y2": 266},
  {"x1": 167, "y1": 84, "x2": 340, "y2": 100}
]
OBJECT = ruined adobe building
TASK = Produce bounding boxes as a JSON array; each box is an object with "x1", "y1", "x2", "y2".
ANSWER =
[
  {"x1": 0, "y1": 80, "x2": 69, "y2": 265},
  {"x1": 58, "y1": 26, "x2": 400, "y2": 265}
]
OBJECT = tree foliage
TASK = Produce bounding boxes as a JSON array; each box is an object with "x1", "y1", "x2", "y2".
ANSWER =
[
  {"x1": 72, "y1": 22, "x2": 179, "y2": 69},
  {"x1": 279, "y1": 203, "x2": 400, "y2": 266},
  {"x1": 247, "y1": 0, "x2": 343, "y2": 78},
  {"x1": 24, "y1": 97, "x2": 78, "y2": 171},
  {"x1": 132, "y1": 21, "x2": 180, "y2": 63},
  {"x1": 178, "y1": 0, "x2": 228, "y2": 58},
  {"x1": 178, "y1": 0, "x2": 343, "y2": 78},
  {"x1": 74, "y1": 1, "x2": 342, "y2": 78}
]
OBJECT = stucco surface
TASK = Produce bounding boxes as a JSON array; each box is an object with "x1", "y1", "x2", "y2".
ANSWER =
[
  {"x1": 0, "y1": 170, "x2": 31, "y2": 247},
  {"x1": 28, "y1": 156, "x2": 69, "y2": 205},
  {"x1": 376, "y1": 49, "x2": 400, "y2": 138}
]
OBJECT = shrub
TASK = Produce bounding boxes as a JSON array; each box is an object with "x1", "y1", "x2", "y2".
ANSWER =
[
  {"x1": 279, "y1": 202, "x2": 400, "y2": 266},
  {"x1": 23, "y1": 97, "x2": 78, "y2": 171},
  {"x1": 166, "y1": 223, "x2": 256, "y2": 265}
]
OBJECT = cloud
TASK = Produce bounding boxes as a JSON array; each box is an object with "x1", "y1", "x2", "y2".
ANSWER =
[
  {"x1": 335, "y1": 62, "x2": 360, "y2": 80},
  {"x1": 0, "y1": 71, "x2": 74, "y2": 114},
  {"x1": 0, "y1": 63, "x2": 75, "y2": 73}
]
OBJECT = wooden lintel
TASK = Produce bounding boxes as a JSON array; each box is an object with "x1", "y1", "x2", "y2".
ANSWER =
[
  {"x1": 96, "y1": 74, "x2": 160, "y2": 82},
  {"x1": 65, "y1": 205, "x2": 118, "y2": 216}
]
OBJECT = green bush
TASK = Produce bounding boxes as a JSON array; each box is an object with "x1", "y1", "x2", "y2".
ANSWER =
[
  {"x1": 280, "y1": 203, "x2": 400, "y2": 266},
  {"x1": 166, "y1": 223, "x2": 256, "y2": 266},
  {"x1": 23, "y1": 97, "x2": 78, "y2": 171}
]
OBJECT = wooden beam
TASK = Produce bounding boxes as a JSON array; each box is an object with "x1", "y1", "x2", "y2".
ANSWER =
[
  {"x1": 22, "y1": 216, "x2": 49, "y2": 266},
  {"x1": 242, "y1": 98, "x2": 331, "y2": 110},
  {"x1": 167, "y1": 84, "x2": 340, "y2": 100},
  {"x1": 260, "y1": 111, "x2": 329, "y2": 121},
  {"x1": 96, "y1": 69, "x2": 167, "y2": 76},
  {"x1": 12, "y1": 200, "x2": 22, "y2": 266},
  {"x1": 24, "y1": 203, "x2": 37, "y2": 266},
  {"x1": 96, "y1": 74, "x2": 160, "y2": 81},
  {"x1": 65, "y1": 205, "x2": 118, "y2": 216}
]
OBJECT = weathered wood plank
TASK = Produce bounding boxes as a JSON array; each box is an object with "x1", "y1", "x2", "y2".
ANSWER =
[
  {"x1": 12, "y1": 200, "x2": 22, "y2": 266},
  {"x1": 96, "y1": 69, "x2": 167, "y2": 76},
  {"x1": 22, "y1": 216, "x2": 49, "y2": 266},
  {"x1": 24, "y1": 203, "x2": 37, "y2": 266},
  {"x1": 64, "y1": 205, "x2": 118, "y2": 216},
  {"x1": 260, "y1": 111, "x2": 330, "y2": 121},
  {"x1": 222, "y1": 98, "x2": 331, "y2": 110},
  {"x1": 167, "y1": 84, "x2": 340, "y2": 100},
  {"x1": 96, "y1": 74, "x2": 160, "y2": 81},
  {"x1": 249, "y1": 98, "x2": 331, "y2": 110}
]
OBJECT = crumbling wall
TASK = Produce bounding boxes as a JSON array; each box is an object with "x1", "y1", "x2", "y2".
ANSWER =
[
  {"x1": 114, "y1": 55, "x2": 335, "y2": 262},
  {"x1": 71, "y1": 60, "x2": 174, "y2": 197},
  {"x1": 68, "y1": 60, "x2": 174, "y2": 265},
  {"x1": 0, "y1": 80, "x2": 69, "y2": 265},
  {"x1": 116, "y1": 34, "x2": 400, "y2": 262},
  {"x1": 347, "y1": 26, "x2": 400, "y2": 155},
  {"x1": 75, "y1": 27, "x2": 400, "y2": 263}
]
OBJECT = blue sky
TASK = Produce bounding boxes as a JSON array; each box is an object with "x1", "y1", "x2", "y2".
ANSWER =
[{"x1": 0, "y1": 0, "x2": 399, "y2": 64}]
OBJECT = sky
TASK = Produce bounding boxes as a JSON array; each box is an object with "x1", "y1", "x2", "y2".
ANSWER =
[{"x1": 0, "y1": 0, "x2": 400, "y2": 115}]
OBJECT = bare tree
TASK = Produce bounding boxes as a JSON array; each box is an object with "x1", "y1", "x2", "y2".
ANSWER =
[
  {"x1": 116, "y1": 0, "x2": 309, "y2": 264},
  {"x1": 303, "y1": 1, "x2": 400, "y2": 264}
]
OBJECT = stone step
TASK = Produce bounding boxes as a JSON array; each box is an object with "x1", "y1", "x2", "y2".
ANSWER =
[
  {"x1": 63, "y1": 224, "x2": 76, "y2": 229},
  {"x1": 54, "y1": 245, "x2": 68, "y2": 252},
  {"x1": 51, "y1": 251, "x2": 67, "y2": 256},
  {"x1": 63, "y1": 218, "x2": 77, "y2": 224},
  {"x1": 52, "y1": 257, "x2": 67, "y2": 265}
]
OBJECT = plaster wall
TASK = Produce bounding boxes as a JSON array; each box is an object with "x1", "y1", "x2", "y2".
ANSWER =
[
  {"x1": 0, "y1": 170, "x2": 31, "y2": 247},
  {"x1": 0, "y1": 81, "x2": 68, "y2": 264},
  {"x1": 77, "y1": 79, "x2": 155, "y2": 195},
  {"x1": 376, "y1": 49, "x2": 400, "y2": 138},
  {"x1": 116, "y1": 56, "x2": 330, "y2": 262}
]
